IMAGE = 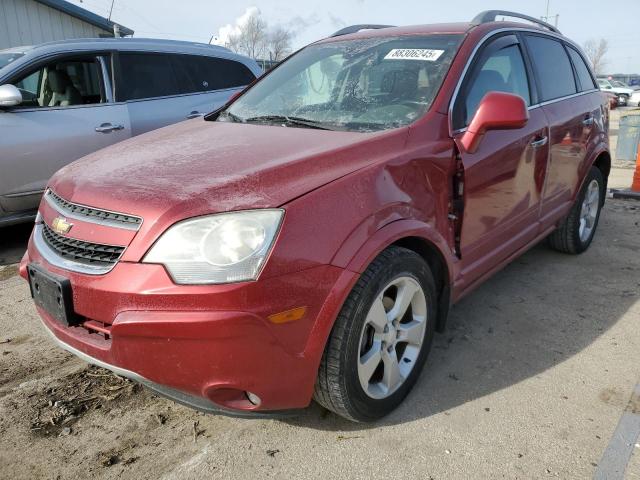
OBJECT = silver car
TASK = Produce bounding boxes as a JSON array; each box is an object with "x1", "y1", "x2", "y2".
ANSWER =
[{"x1": 0, "y1": 38, "x2": 261, "y2": 226}]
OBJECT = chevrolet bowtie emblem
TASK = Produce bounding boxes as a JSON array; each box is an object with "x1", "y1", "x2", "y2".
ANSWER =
[{"x1": 51, "y1": 217, "x2": 73, "y2": 235}]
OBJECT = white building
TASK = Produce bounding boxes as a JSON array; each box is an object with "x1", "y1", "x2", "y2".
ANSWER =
[{"x1": 0, "y1": 0, "x2": 133, "y2": 50}]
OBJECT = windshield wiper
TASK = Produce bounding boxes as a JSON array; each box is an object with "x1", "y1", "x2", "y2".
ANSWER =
[{"x1": 243, "y1": 115, "x2": 336, "y2": 130}]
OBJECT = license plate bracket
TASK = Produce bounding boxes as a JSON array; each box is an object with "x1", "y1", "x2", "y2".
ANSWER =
[{"x1": 28, "y1": 264, "x2": 78, "y2": 326}]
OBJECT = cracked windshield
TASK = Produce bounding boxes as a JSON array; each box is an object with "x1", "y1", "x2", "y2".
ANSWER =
[{"x1": 221, "y1": 34, "x2": 462, "y2": 131}]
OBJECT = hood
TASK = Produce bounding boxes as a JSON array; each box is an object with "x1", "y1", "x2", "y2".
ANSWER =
[{"x1": 51, "y1": 119, "x2": 405, "y2": 227}]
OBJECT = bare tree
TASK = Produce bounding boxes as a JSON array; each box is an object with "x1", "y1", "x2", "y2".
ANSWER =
[
  {"x1": 583, "y1": 38, "x2": 609, "y2": 75},
  {"x1": 225, "y1": 11, "x2": 267, "y2": 59},
  {"x1": 223, "y1": 11, "x2": 294, "y2": 61},
  {"x1": 267, "y1": 26, "x2": 293, "y2": 61}
]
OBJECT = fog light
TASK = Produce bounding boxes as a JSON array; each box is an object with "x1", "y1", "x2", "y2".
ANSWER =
[{"x1": 246, "y1": 391, "x2": 261, "y2": 406}]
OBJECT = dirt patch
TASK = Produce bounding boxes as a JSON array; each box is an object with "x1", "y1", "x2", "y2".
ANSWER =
[
  {"x1": 97, "y1": 439, "x2": 140, "y2": 468},
  {"x1": 599, "y1": 388, "x2": 627, "y2": 408},
  {"x1": 0, "y1": 265, "x2": 19, "y2": 281},
  {"x1": 28, "y1": 365, "x2": 141, "y2": 437}
]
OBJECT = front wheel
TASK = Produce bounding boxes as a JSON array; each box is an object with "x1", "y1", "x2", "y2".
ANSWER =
[
  {"x1": 314, "y1": 246, "x2": 436, "y2": 422},
  {"x1": 547, "y1": 166, "x2": 604, "y2": 254}
]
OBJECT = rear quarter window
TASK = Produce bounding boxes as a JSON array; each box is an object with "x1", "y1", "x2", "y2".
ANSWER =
[
  {"x1": 524, "y1": 35, "x2": 577, "y2": 102},
  {"x1": 171, "y1": 54, "x2": 256, "y2": 93},
  {"x1": 566, "y1": 47, "x2": 597, "y2": 91}
]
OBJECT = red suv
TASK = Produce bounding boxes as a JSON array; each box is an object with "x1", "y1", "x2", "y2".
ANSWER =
[{"x1": 21, "y1": 11, "x2": 610, "y2": 421}]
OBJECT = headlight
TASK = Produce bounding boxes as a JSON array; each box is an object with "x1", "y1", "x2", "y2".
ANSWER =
[{"x1": 143, "y1": 209, "x2": 283, "y2": 284}]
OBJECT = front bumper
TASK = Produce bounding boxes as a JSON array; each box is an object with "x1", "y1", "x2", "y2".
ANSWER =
[{"x1": 21, "y1": 234, "x2": 358, "y2": 413}]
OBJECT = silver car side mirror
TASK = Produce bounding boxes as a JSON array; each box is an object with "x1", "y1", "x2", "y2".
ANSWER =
[{"x1": 0, "y1": 84, "x2": 23, "y2": 107}]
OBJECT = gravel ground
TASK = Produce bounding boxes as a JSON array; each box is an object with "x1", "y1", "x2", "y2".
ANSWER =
[{"x1": 1, "y1": 168, "x2": 639, "y2": 479}]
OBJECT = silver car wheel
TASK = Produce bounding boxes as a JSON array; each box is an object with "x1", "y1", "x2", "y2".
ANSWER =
[
  {"x1": 578, "y1": 179, "x2": 600, "y2": 243},
  {"x1": 357, "y1": 276, "x2": 427, "y2": 400}
]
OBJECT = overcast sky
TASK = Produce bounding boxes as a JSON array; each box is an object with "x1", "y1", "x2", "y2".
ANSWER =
[{"x1": 69, "y1": 0, "x2": 640, "y2": 73}]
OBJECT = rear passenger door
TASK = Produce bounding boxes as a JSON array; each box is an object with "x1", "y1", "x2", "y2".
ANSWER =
[
  {"x1": 115, "y1": 52, "x2": 256, "y2": 136},
  {"x1": 523, "y1": 34, "x2": 599, "y2": 226},
  {"x1": 452, "y1": 34, "x2": 550, "y2": 286}
]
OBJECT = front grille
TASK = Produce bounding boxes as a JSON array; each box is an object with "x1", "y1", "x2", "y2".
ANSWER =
[
  {"x1": 42, "y1": 223, "x2": 125, "y2": 267},
  {"x1": 46, "y1": 190, "x2": 142, "y2": 228}
]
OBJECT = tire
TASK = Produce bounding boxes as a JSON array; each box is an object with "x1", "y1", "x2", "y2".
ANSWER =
[
  {"x1": 547, "y1": 166, "x2": 604, "y2": 254},
  {"x1": 314, "y1": 246, "x2": 437, "y2": 422}
]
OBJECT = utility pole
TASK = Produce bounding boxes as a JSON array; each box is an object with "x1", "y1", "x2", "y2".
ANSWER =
[
  {"x1": 541, "y1": 0, "x2": 559, "y2": 28},
  {"x1": 108, "y1": 0, "x2": 115, "y2": 21}
]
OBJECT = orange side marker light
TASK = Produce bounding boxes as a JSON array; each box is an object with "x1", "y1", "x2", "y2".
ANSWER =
[{"x1": 268, "y1": 306, "x2": 307, "y2": 324}]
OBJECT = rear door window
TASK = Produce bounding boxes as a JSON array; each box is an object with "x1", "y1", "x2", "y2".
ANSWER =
[
  {"x1": 566, "y1": 47, "x2": 597, "y2": 91},
  {"x1": 524, "y1": 35, "x2": 577, "y2": 101},
  {"x1": 170, "y1": 54, "x2": 256, "y2": 92},
  {"x1": 117, "y1": 53, "x2": 180, "y2": 101}
]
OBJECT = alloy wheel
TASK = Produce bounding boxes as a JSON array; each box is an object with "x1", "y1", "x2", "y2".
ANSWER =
[
  {"x1": 579, "y1": 179, "x2": 600, "y2": 243},
  {"x1": 357, "y1": 276, "x2": 427, "y2": 399}
]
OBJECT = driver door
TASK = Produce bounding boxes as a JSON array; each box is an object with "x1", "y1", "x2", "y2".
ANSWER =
[
  {"x1": 0, "y1": 54, "x2": 131, "y2": 213},
  {"x1": 451, "y1": 34, "x2": 550, "y2": 289}
]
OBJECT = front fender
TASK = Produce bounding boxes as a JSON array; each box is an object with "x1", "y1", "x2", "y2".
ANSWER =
[{"x1": 331, "y1": 217, "x2": 455, "y2": 278}]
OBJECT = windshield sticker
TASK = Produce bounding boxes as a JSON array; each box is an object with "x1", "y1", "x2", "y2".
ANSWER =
[{"x1": 384, "y1": 49, "x2": 445, "y2": 61}]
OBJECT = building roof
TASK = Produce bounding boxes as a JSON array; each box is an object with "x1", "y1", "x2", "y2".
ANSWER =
[{"x1": 34, "y1": 0, "x2": 134, "y2": 36}]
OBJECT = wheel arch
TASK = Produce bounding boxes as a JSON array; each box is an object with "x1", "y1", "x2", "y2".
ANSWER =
[
  {"x1": 391, "y1": 236, "x2": 452, "y2": 333},
  {"x1": 334, "y1": 219, "x2": 456, "y2": 333},
  {"x1": 591, "y1": 149, "x2": 611, "y2": 206}
]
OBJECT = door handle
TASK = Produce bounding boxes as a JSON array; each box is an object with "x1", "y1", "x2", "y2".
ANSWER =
[
  {"x1": 530, "y1": 136, "x2": 548, "y2": 148},
  {"x1": 95, "y1": 123, "x2": 124, "y2": 133},
  {"x1": 186, "y1": 111, "x2": 203, "y2": 119},
  {"x1": 582, "y1": 116, "x2": 594, "y2": 126}
]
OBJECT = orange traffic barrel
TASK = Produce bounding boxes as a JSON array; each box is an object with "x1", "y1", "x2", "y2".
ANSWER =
[{"x1": 633, "y1": 143, "x2": 640, "y2": 192}]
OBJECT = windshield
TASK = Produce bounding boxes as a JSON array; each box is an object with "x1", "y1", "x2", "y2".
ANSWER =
[
  {"x1": 0, "y1": 51, "x2": 25, "y2": 70},
  {"x1": 221, "y1": 34, "x2": 463, "y2": 132}
]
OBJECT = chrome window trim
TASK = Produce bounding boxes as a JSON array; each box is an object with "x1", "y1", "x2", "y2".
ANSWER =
[
  {"x1": 122, "y1": 86, "x2": 243, "y2": 104},
  {"x1": 44, "y1": 189, "x2": 142, "y2": 231},
  {"x1": 451, "y1": 89, "x2": 599, "y2": 135},
  {"x1": 33, "y1": 224, "x2": 116, "y2": 275},
  {"x1": 97, "y1": 55, "x2": 114, "y2": 103},
  {"x1": 448, "y1": 27, "x2": 598, "y2": 136}
]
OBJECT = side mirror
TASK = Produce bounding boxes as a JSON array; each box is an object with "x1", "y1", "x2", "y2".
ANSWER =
[
  {"x1": 460, "y1": 91, "x2": 529, "y2": 154},
  {"x1": 0, "y1": 84, "x2": 22, "y2": 107}
]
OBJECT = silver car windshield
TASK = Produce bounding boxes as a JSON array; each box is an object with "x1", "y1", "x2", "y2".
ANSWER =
[
  {"x1": 222, "y1": 34, "x2": 463, "y2": 132},
  {"x1": 0, "y1": 51, "x2": 25, "y2": 70}
]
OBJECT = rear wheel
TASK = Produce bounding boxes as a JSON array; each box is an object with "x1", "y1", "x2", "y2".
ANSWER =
[
  {"x1": 547, "y1": 166, "x2": 604, "y2": 254},
  {"x1": 314, "y1": 246, "x2": 436, "y2": 422}
]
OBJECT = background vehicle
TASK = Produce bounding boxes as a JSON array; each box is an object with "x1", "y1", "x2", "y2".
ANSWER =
[
  {"x1": 610, "y1": 79, "x2": 640, "y2": 91},
  {"x1": 597, "y1": 77, "x2": 633, "y2": 105},
  {"x1": 22, "y1": 11, "x2": 610, "y2": 422},
  {"x1": 0, "y1": 38, "x2": 260, "y2": 227}
]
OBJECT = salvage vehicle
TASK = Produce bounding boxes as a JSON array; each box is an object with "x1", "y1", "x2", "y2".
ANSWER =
[
  {"x1": 597, "y1": 78, "x2": 633, "y2": 106},
  {"x1": 21, "y1": 11, "x2": 610, "y2": 422},
  {"x1": 0, "y1": 38, "x2": 260, "y2": 226}
]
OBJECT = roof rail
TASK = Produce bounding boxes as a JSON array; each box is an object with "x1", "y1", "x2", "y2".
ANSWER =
[
  {"x1": 330, "y1": 24, "x2": 395, "y2": 38},
  {"x1": 472, "y1": 10, "x2": 560, "y2": 34}
]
